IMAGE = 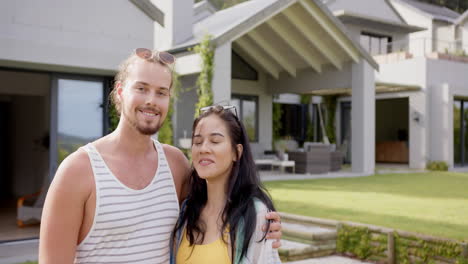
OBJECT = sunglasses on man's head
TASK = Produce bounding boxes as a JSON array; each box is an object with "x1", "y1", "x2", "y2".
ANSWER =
[
  {"x1": 135, "y1": 48, "x2": 176, "y2": 65},
  {"x1": 200, "y1": 105, "x2": 238, "y2": 117}
]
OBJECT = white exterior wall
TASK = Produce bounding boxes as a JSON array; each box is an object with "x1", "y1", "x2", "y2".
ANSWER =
[
  {"x1": 232, "y1": 73, "x2": 273, "y2": 151},
  {"x1": 0, "y1": 0, "x2": 153, "y2": 73},
  {"x1": 274, "y1": 94, "x2": 301, "y2": 104},
  {"x1": 390, "y1": 0, "x2": 434, "y2": 56},
  {"x1": 429, "y1": 84, "x2": 452, "y2": 166},
  {"x1": 152, "y1": 0, "x2": 194, "y2": 50},
  {"x1": 351, "y1": 60, "x2": 375, "y2": 174},
  {"x1": 343, "y1": 23, "x2": 408, "y2": 53},
  {"x1": 433, "y1": 21, "x2": 456, "y2": 53},
  {"x1": 426, "y1": 59, "x2": 468, "y2": 168},
  {"x1": 269, "y1": 64, "x2": 353, "y2": 94},
  {"x1": 461, "y1": 22, "x2": 468, "y2": 53},
  {"x1": 175, "y1": 53, "x2": 202, "y2": 76},
  {"x1": 376, "y1": 58, "x2": 428, "y2": 168},
  {"x1": 341, "y1": 24, "x2": 361, "y2": 43},
  {"x1": 212, "y1": 42, "x2": 232, "y2": 104}
]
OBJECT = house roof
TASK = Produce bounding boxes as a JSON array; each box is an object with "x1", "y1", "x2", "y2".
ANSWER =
[
  {"x1": 169, "y1": 0, "x2": 282, "y2": 52},
  {"x1": 194, "y1": 0, "x2": 218, "y2": 23},
  {"x1": 393, "y1": 0, "x2": 460, "y2": 23},
  {"x1": 455, "y1": 9, "x2": 468, "y2": 25},
  {"x1": 333, "y1": 10, "x2": 425, "y2": 33},
  {"x1": 129, "y1": 0, "x2": 165, "y2": 26},
  {"x1": 325, "y1": 0, "x2": 407, "y2": 25},
  {"x1": 168, "y1": 0, "x2": 379, "y2": 76}
]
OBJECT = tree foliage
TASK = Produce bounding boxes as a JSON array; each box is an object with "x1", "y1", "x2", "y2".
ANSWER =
[
  {"x1": 192, "y1": 34, "x2": 214, "y2": 118},
  {"x1": 417, "y1": 0, "x2": 468, "y2": 13}
]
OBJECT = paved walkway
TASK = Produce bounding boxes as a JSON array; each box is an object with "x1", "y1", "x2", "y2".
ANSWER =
[
  {"x1": 285, "y1": 256, "x2": 373, "y2": 264},
  {"x1": 0, "y1": 239, "x2": 38, "y2": 264},
  {"x1": 260, "y1": 170, "x2": 371, "y2": 182}
]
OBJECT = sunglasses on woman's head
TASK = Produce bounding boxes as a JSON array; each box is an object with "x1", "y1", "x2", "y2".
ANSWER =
[
  {"x1": 135, "y1": 48, "x2": 176, "y2": 65},
  {"x1": 199, "y1": 105, "x2": 238, "y2": 117}
]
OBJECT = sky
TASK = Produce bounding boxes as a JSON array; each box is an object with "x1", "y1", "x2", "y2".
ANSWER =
[{"x1": 58, "y1": 79, "x2": 103, "y2": 139}]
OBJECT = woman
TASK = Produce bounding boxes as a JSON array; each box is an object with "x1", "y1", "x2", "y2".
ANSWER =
[{"x1": 171, "y1": 105, "x2": 281, "y2": 264}]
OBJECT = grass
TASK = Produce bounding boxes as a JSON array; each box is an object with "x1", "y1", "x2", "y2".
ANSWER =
[{"x1": 264, "y1": 171, "x2": 468, "y2": 241}]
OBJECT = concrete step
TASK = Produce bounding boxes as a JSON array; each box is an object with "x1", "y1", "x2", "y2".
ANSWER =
[
  {"x1": 279, "y1": 213, "x2": 338, "y2": 261},
  {"x1": 279, "y1": 239, "x2": 336, "y2": 262},
  {"x1": 283, "y1": 222, "x2": 337, "y2": 246}
]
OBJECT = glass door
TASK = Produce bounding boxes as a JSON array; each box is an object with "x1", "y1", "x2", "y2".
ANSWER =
[
  {"x1": 49, "y1": 76, "x2": 106, "y2": 179},
  {"x1": 453, "y1": 99, "x2": 468, "y2": 166},
  {"x1": 340, "y1": 102, "x2": 352, "y2": 164}
]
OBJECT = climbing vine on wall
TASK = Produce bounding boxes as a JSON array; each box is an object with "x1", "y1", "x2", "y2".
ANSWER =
[
  {"x1": 193, "y1": 34, "x2": 214, "y2": 118},
  {"x1": 158, "y1": 71, "x2": 181, "y2": 145}
]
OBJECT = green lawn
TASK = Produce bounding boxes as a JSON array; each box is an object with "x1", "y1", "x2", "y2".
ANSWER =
[{"x1": 264, "y1": 172, "x2": 468, "y2": 241}]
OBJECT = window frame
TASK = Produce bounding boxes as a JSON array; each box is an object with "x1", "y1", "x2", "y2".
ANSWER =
[
  {"x1": 360, "y1": 31, "x2": 393, "y2": 55},
  {"x1": 232, "y1": 94, "x2": 259, "y2": 142},
  {"x1": 231, "y1": 50, "x2": 259, "y2": 81}
]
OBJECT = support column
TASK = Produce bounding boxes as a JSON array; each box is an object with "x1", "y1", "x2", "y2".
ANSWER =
[
  {"x1": 212, "y1": 41, "x2": 232, "y2": 104},
  {"x1": 409, "y1": 92, "x2": 427, "y2": 169},
  {"x1": 429, "y1": 83, "x2": 452, "y2": 167},
  {"x1": 351, "y1": 60, "x2": 375, "y2": 175}
]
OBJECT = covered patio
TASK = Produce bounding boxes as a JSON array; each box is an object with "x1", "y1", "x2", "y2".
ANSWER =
[{"x1": 172, "y1": 0, "x2": 378, "y2": 175}]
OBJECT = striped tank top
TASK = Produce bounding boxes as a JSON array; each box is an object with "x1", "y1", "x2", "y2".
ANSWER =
[{"x1": 75, "y1": 140, "x2": 180, "y2": 264}]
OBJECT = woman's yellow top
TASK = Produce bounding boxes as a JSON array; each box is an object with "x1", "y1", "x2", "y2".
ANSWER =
[{"x1": 176, "y1": 229, "x2": 231, "y2": 264}]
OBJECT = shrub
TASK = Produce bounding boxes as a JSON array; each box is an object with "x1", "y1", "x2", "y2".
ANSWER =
[{"x1": 426, "y1": 160, "x2": 449, "y2": 171}]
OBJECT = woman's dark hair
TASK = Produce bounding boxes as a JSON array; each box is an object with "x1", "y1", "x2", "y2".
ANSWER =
[{"x1": 174, "y1": 105, "x2": 276, "y2": 262}]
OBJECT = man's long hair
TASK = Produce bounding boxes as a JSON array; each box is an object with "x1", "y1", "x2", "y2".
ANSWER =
[{"x1": 174, "y1": 106, "x2": 275, "y2": 262}]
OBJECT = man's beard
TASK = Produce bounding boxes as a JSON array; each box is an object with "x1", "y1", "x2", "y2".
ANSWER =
[{"x1": 122, "y1": 108, "x2": 163, "y2": 135}]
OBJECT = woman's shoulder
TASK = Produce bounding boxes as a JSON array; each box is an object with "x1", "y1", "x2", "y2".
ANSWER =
[{"x1": 252, "y1": 198, "x2": 270, "y2": 214}]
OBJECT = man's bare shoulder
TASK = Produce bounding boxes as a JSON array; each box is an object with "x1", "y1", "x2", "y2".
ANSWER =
[
  {"x1": 161, "y1": 144, "x2": 190, "y2": 201},
  {"x1": 162, "y1": 144, "x2": 190, "y2": 172},
  {"x1": 51, "y1": 148, "x2": 94, "y2": 196},
  {"x1": 161, "y1": 144, "x2": 187, "y2": 162}
]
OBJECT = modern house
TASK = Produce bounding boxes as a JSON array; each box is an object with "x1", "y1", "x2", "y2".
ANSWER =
[
  {"x1": 0, "y1": 0, "x2": 380, "y2": 241},
  {"x1": 324, "y1": 0, "x2": 468, "y2": 169},
  {"x1": 156, "y1": 0, "x2": 378, "y2": 176},
  {"x1": 243, "y1": 0, "x2": 468, "y2": 170}
]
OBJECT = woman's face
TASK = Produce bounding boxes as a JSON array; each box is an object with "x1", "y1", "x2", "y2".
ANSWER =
[{"x1": 192, "y1": 115, "x2": 239, "y2": 182}]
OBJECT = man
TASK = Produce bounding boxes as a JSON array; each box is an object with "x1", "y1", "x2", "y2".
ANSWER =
[{"x1": 39, "y1": 48, "x2": 282, "y2": 263}]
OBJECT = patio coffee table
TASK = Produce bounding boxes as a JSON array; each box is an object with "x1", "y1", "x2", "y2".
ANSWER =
[{"x1": 272, "y1": 160, "x2": 295, "y2": 173}]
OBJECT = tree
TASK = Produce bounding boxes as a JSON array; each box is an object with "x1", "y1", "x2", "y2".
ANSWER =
[{"x1": 416, "y1": 0, "x2": 468, "y2": 13}]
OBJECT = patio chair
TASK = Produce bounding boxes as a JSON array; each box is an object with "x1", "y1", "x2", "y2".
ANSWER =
[{"x1": 17, "y1": 170, "x2": 50, "y2": 227}]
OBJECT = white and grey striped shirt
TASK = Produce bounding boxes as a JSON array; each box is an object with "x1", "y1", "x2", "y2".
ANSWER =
[{"x1": 75, "y1": 140, "x2": 179, "y2": 264}]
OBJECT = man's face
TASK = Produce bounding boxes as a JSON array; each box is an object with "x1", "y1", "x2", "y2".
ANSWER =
[{"x1": 118, "y1": 59, "x2": 172, "y2": 135}]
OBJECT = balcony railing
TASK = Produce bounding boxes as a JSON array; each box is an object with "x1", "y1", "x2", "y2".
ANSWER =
[{"x1": 371, "y1": 38, "x2": 468, "y2": 63}]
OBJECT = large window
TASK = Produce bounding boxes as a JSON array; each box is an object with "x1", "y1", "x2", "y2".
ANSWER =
[
  {"x1": 360, "y1": 32, "x2": 392, "y2": 55},
  {"x1": 277, "y1": 104, "x2": 307, "y2": 142},
  {"x1": 454, "y1": 99, "x2": 468, "y2": 166},
  {"x1": 57, "y1": 78, "x2": 105, "y2": 163},
  {"x1": 231, "y1": 51, "x2": 258, "y2": 80},
  {"x1": 231, "y1": 94, "x2": 258, "y2": 142}
]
